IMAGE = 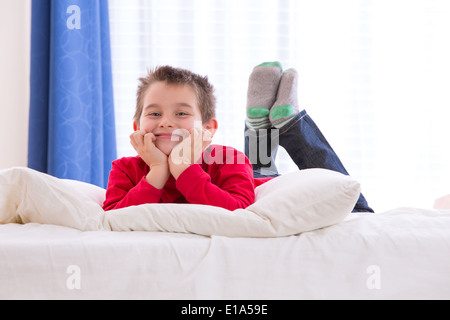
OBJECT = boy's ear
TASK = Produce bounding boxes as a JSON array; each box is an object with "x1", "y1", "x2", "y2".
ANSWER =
[
  {"x1": 203, "y1": 118, "x2": 218, "y2": 138},
  {"x1": 133, "y1": 121, "x2": 139, "y2": 131}
]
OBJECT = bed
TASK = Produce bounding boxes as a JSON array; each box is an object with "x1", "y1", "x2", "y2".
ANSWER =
[{"x1": 1, "y1": 167, "x2": 450, "y2": 300}]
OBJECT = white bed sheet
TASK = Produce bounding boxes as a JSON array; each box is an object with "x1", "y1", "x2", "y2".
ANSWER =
[{"x1": 1, "y1": 207, "x2": 450, "y2": 300}]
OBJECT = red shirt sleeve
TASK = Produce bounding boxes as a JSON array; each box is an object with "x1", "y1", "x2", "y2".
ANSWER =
[
  {"x1": 176, "y1": 146, "x2": 256, "y2": 211},
  {"x1": 102, "y1": 157, "x2": 163, "y2": 211}
]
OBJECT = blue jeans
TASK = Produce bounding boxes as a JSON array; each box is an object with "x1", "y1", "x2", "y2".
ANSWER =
[{"x1": 244, "y1": 109, "x2": 374, "y2": 213}]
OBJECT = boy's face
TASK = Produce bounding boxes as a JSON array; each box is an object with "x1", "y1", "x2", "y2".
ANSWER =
[{"x1": 134, "y1": 81, "x2": 217, "y2": 156}]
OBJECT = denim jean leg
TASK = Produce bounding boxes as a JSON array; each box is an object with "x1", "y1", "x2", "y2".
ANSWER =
[
  {"x1": 277, "y1": 110, "x2": 374, "y2": 213},
  {"x1": 244, "y1": 124, "x2": 280, "y2": 178}
]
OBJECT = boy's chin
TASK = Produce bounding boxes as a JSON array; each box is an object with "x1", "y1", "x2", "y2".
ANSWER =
[{"x1": 155, "y1": 141, "x2": 177, "y2": 156}]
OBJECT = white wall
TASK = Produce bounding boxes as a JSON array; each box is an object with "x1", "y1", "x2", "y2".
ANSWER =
[{"x1": 0, "y1": 0, "x2": 31, "y2": 169}]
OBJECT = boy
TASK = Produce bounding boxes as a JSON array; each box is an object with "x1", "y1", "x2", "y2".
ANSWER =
[
  {"x1": 102, "y1": 66, "x2": 259, "y2": 211},
  {"x1": 104, "y1": 63, "x2": 373, "y2": 213}
]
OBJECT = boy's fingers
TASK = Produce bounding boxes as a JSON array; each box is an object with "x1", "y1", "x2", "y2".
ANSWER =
[
  {"x1": 173, "y1": 128, "x2": 190, "y2": 141},
  {"x1": 170, "y1": 127, "x2": 213, "y2": 165},
  {"x1": 130, "y1": 131, "x2": 143, "y2": 149},
  {"x1": 130, "y1": 130, "x2": 145, "y2": 141},
  {"x1": 144, "y1": 132, "x2": 156, "y2": 145}
]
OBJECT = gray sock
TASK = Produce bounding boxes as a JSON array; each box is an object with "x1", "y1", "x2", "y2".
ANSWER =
[
  {"x1": 246, "y1": 61, "x2": 283, "y2": 130},
  {"x1": 269, "y1": 68, "x2": 300, "y2": 128}
]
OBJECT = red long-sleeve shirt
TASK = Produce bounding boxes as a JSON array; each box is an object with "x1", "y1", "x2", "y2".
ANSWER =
[{"x1": 103, "y1": 145, "x2": 271, "y2": 211}]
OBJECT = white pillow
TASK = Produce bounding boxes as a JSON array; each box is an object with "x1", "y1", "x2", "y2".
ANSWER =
[
  {"x1": 0, "y1": 167, "x2": 360, "y2": 237},
  {"x1": 249, "y1": 168, "x2": 361, "y2": 235},
  {"x1": 106, "y1": 168, "x2": 360, "y2": 237}
]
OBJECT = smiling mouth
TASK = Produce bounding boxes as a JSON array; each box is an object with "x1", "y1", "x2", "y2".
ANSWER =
[{"x1": 155, "y1": 133, "x2": 183, "y2": 141}]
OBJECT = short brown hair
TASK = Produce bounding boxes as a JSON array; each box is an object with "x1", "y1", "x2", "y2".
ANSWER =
[{"x1": 135, "y1": 66, "x2": 216, "y2": 124}]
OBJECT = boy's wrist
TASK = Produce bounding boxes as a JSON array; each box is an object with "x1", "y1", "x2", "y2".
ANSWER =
[
  {"x1": 146, "y1": 164, "x2": 170, "y2": 189},
  {"x1": 149, "y1": 161, "x2": 169, "y2": 171},
  {"x1": 169, "y1": 162, "x2": 190, "y2": 180}
]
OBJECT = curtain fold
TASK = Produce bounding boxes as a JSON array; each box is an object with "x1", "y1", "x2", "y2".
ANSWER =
[{"x1": 28, "y1": 0, "x2": 116, "y2": 188}]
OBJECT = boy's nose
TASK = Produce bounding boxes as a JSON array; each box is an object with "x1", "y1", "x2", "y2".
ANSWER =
[{"x1": 158, "y1": 115, "x2": 174, "y2": 127}]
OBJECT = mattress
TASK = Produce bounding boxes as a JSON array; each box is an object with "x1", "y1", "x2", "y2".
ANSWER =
[{"x1": 1, "y1": 207, "x2": 450, "y2": 300}]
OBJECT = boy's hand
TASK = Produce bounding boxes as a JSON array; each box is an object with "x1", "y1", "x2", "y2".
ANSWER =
[
  {"x1": 130, "y1": 130, "x2": 170, "y2": 189},
  {"x1": 130, "y1": 130, "x2": 168, "y2": 167},
  {"x1": 169, "y1": 128, "x2": 212, "y2": 179}
]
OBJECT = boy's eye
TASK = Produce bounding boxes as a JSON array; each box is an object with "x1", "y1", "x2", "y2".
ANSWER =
[
  {"x1": 177, "y1": 112, "x2": 188, "y2": 116},
  {"x1": 147, "y1": 112, "x2": 160, "y2": 117}
]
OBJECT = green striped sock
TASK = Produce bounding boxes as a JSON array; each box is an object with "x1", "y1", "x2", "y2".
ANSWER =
[
  {"x1": 246, "y1": 61, "x2": 282, "y2": 130},
  {"x1": 270, "y1": 68, "x2": 299, "y2": 128}
]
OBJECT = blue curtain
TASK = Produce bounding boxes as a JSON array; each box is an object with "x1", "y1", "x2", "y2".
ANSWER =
[{"x1": 28, "y1": 0, "x2": 117, "y2": 188}]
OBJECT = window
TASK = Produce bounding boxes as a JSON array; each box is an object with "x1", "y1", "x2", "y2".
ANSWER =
[{"x1": 109, "y1": 0, "x2": 450, "y2": 211}]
